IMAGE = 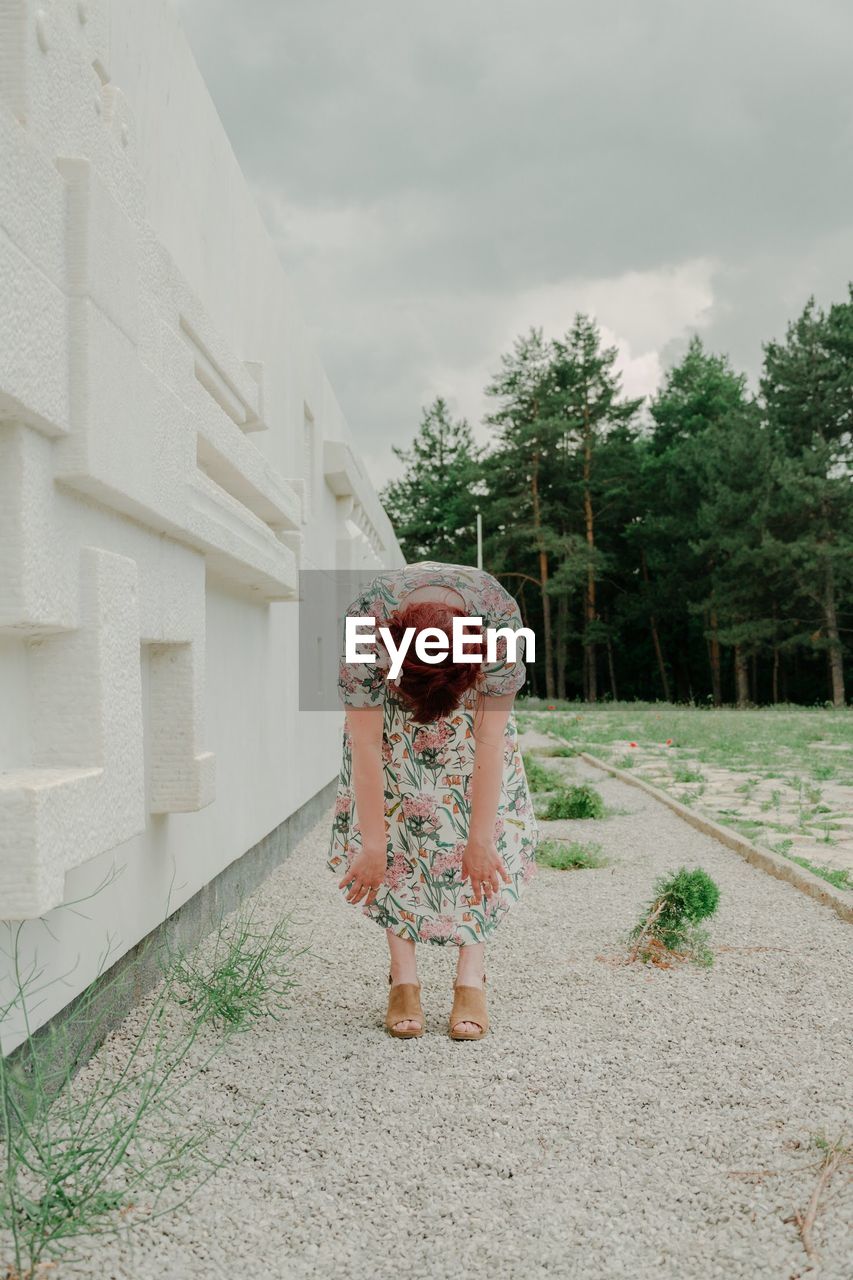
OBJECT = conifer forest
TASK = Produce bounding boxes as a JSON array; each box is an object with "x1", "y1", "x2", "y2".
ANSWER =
[{"x1": 382, "y1": 288, "x2": 853, "y2": 707}]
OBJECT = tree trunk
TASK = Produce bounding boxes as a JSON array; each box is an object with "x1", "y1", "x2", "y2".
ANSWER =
[
  {"x1": 823, "y1": 558, "x2": 845, "y2": 707},
  {"x1": 772, "y1": 647, "x2": 780, "y2": 705},
  {"x1": 771, "y1": 600, "x2": 780, "y2": 705},
  {"x1": 709, "y1": 609, "x2": 722, "y2": 707},
  {"x1": 674, "y1": 643, "x2": 692, "y2": 703},
  {"x1": 750, "y1": 653, "x2": 758, "y2": 704},
  {"x1": 583, "y1": 397, "x2": 597, "y2": 703},
  {"x1": 606, "y1": 627, "x2": 618, "y2": 701},
  {"x1": 530, "y1": 453, "x2": 555, "y2": 699},
  {"x1": 734, "y1": 644, "x2": 750, "y2": 708},
  {"x1": 640, "y1": 550, "x2": 671, "y2": 702},
  {"x1": 556, "y1": 593, "x2": 568, "y2": 701}
]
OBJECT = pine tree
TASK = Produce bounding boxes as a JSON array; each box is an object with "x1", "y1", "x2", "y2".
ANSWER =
[
  {"x1": 380, "y1": 397, "x2": 481, "y2": 564},
  {"x1": 483, "y1": 328, "x2": 559, "y2": 698},
  {"x1": 638, "y1": 336, "x2": 757, "y2": 703},
  {"x1": 545, "y1": 315, "x2": 642, "y2": 701},
  {"x1": 761, "y1": 292, "x2": 853, "y2": 706},
  {"x1": 690, "y1": 401, "x2": 776, "y2": 707}
]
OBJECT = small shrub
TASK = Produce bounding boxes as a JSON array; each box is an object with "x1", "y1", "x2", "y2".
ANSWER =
[
  {"x1": 536, "y1": 839, "x2": 607, "y2": 870},
  {"x1": 541, "y1": 784, "x2": 605, "y2": 821},
  {"x1": 627, "y1": 866, "x2": 720, "y2": 967}
]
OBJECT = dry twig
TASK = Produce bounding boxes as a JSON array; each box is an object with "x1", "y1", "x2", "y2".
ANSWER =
[
  {"x1": 784, "y1": 1134, "x2": 851, "y2": 1264},
  {"x1": 625, "y1": 900, "x2": 665, "y2": 964}
]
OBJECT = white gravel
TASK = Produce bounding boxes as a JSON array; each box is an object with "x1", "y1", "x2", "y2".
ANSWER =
[{"x1": 25, "y1": 755, "x2": 853, "y2": 1279}]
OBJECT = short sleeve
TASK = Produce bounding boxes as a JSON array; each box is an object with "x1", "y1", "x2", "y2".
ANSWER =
[
  {"x1": 337, "y1": 579, "x2": 390, "y2": 708},
  {"x1": 477, "y1": 576, "x2": 528, "y2": 697}
]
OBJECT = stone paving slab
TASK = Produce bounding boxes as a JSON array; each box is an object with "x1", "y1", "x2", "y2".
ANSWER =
[{"x1": 549, "y1": 733, "x2": 853, "y2": 878}]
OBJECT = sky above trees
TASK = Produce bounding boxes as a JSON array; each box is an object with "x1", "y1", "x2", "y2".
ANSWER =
[{"x1": 175, "y1": 0, "x2": 853, "y2": 485}]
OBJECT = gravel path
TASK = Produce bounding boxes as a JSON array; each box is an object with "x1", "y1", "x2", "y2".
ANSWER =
[{"x1": 47, "y1": 755, "x2": 853, "y2": 1279}]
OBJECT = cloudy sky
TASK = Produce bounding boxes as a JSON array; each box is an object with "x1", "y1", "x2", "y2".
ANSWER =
[{"x1": 175, "y1": 0, "x2": 853, "y2": 487}]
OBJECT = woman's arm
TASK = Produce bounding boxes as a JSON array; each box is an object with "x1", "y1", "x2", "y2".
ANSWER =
[
  {"x1": 469, "y1": 692, "x2": 514, "y2": 841},
  {"x1": 347, "y1": 706, "x2": 385, "y2": 850},
  {"x1": 464, "y1": 692, "x2": 515, "y2": 903},
  {"x1": 339, "y1": 705, "x2": 386, "y2": 904}
]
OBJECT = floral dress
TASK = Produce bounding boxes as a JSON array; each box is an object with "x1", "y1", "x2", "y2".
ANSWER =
[{"x1": 327, "y1": 561, "x2": 539, "y2": 946}]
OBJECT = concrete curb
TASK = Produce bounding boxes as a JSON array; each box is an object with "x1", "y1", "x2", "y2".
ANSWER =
[{"x1": 533, "y1": 738, "x2": 853, "y2": 926}]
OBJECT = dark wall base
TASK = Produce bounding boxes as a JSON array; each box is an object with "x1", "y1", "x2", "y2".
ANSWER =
[{"x1": 5, "y1": 778, "x2": 337, "y2": 1083}]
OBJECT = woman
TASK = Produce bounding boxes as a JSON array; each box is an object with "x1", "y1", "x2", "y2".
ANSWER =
[{"x1": 327, "y1": 561, "x2": 538, "y2": 1040}]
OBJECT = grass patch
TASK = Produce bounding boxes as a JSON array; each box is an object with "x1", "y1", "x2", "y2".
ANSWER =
[
  {"x1": 522, "y1": 753, "x2": 558, "y2": 794},
  {"x1": 521, "y1": 699, "x2": 853, "y2": 788},
  {"x1": 536, "y1": 839, "x2": 607, "y2": 870},
  {"x1": 672, "y1": 765, "x2": 703, "y2": 783},
  {"x1": 539, "y1": 784, "x2": 605, "y2": 821},
  {"x1": 782, "y1": 856, "x2": 851, "y2": 892}
]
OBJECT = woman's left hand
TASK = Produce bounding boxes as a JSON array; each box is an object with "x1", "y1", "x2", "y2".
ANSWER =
[{"x1": 461, "y1": 837, "x2": 511, "y2": 905}]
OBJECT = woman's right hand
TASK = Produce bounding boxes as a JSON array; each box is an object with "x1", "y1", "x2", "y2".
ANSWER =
[
  {"x1": 338, "y1": 848, "x2": 387, "y2": 905},
  {"x1": 462, "y1": 836, "x2": 512, "y2": 905}
]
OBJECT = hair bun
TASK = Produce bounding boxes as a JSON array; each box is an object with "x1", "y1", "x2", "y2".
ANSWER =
[{"x1": 384, "y1": 601, "x2": 482, "y2": 723}]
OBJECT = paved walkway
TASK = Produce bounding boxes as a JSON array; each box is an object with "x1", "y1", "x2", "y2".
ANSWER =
[
  {"x1": 70, "y1": 757, "x2": 851, "y2": 1279},
  {"x1": 530, "y1": 714, "x2": 853, "y2": 877}
]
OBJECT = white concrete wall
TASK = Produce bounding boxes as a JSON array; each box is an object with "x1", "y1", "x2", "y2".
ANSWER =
[{"x1": 0, "y1": 0, "x2": 402, "y2": 1049}]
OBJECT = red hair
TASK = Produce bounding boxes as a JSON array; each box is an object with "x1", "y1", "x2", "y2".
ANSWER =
[{"x1": 383, "y1": 601, "x2": 482, "y2": 724}]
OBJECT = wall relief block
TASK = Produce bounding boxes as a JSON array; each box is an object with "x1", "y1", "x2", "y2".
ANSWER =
[
  {"x1": 146, "y1": 640, "x2": 215, "y2": 815},
  {"x1": 0, "y1": 99, "x2": 71, "y2": 435},
  {"x1": 0, "y1": 2, "x2": 29, "y2": 123},
  {"x1": 0, "y1": 422, "x2": 77, "y2": 632},
  {"x1": 48, "y1": 163, "x2": 299, "y2": 598},
  {"x1": 0, "y1": 545, "x2": 147, "y2": 918},
  {"x1": 179, "y1": 313, "x2": 262, "y2": 432}
]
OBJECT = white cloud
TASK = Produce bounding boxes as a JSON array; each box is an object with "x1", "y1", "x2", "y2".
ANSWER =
[
  {"x1": 175, "y1": 0, "x2": 853, "y2": 493},
  {"x1": 422, "y1": 259, "x2": 717, "y2": 449}
]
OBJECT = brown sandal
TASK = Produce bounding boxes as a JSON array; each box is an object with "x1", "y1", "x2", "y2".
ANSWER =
[
  {"x1": 448, "y1": 972, "x2": 488, "y2": 1040},
  {"x1": 385, "y1": 971, "x2": 424, "y2": 1038}
]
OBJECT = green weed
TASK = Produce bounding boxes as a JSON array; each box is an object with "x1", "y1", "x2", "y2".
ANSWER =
[
  {"x1": 171, "y1": 903, "x2": 303, "y2": 1030},
  {"x1": 673, "y1": 765, "x2": 703, "y2": 783},
  {"x1": 536, "y1": 839, "x2": 607, "y2": 870},
  {"x1": 540, "y1": 784, "x2": 605, "y2": 821},
  {"x1": 522, "y1": 754, "x2": 558, "y2": 794},
  {"x1": 1, "y1": 895, "x2": 304, "y2": 1276},
  {"x1": 783, "y1": 856, "x2": 851, "y2": 892}
]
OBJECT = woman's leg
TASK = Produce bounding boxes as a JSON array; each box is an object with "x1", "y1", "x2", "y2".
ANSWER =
[
  {"x1": 386, "y1": 929, "x2": 421, "y2": 1033},
  {"x1": 453, "y1": 941, "x2": 486, "y2": 1035}
]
